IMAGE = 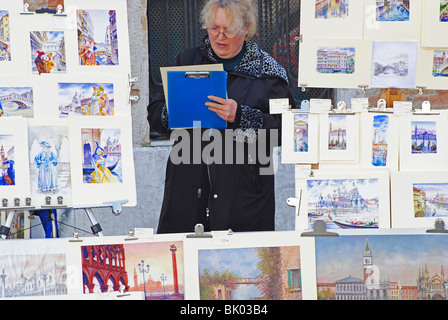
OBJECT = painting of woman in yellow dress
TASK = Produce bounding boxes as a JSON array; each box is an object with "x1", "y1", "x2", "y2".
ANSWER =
[{"x1": 90, "y1": 141, "x2": 119, "y2": 184}]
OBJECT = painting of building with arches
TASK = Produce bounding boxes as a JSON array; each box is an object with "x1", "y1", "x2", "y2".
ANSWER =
[
  {"x1": 198, "y1": 246, "x2": 302, "y2": 300},
  {"x1": 81, "y1": 128, "x2": 122, "y2": 184},
  {"x1": 432, "y1": 50, "x2": 448, "y2": 77},
  {"x1": 81, "y1": 241, "x2": 184, "y2": 300},
  {"x1": 0, "y1": 239, "x2": 67, "y2": 298},
  {"x1": 0, "y1": 87, "x2": 33, "y2": 118},
  {"x1": 28, "y1": 122, "x2": 71, "y2": 205},
  {"x1": 30, "y1": 31, "x2": 66, "y2": 74}
]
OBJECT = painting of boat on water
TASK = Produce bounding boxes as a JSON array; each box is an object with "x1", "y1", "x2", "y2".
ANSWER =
[
  {"x1": 411, "y1": 121, "x2": 437, "y2": 154},
  {"x1": 413, "y1": 183, "x2": 448, "y2": 218},
  {"x1": 307, "y1": 178, "x2": 380, "y2": 229},
  {"x1": 376, "y1": 0, "x2": 410, "y2": 22},
  {"x1": 371, "y1": 115, "x2": 389, "y2": 167}
]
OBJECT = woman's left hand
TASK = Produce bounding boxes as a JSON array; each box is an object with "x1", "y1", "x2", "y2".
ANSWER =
[{"x1": 206, "y1": 95, "x2": 237, "y2": 123}]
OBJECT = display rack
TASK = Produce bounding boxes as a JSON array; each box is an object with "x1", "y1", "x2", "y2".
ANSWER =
[{"x1": 0, "y1": 197, "x2": 128, "y2": 240}]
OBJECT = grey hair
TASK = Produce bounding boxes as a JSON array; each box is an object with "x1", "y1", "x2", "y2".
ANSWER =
[{"x1": 200, "y1": 0, "x2": 258, "y2": 40}]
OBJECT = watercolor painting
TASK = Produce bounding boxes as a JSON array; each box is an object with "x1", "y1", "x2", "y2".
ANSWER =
[
  {"x1": 315, "y1": 0, "x2": 349, "y2": 19},
  {"x1": 372, "y1": 115, "x2": 389, "y2": 167},
  {"x1": 198, "y1": 246, "x2": 301, "y2": 300},
  {"x1": 0, "y1": 239, "x2": 67, "y2": 298},
  {"x1": 328, "y1": 114, "x2": 347, "y2": 150},
  {"x1": 81, "y1": 128, "x2": 122, "y2": 184},
  {"x1": 0, "y1": 11, "x2": 10, "y2": 61},
  {"x1": 28, "y1": 125, "x2": 71, "y2": 199},
  {"x1": 0, "y1": 134, "x2": 14, "y2": 186},
  {"x1": 411, "y1": 121, "x2": 437, "y2": 154},
  {"x1": 376, "y1": 0, "x2": 410, "y2": 22},
  {"x1": 294, "y1": 113, "x2": 309, "y2": 152},
  {"x1": 0, "y1": 87, "x2": 33, "y2": 118},
  {"x1": 30, "y1": 31, "x2": 66, "y2": 74},
  {"x1": 371, "y1": 42, "x2": 417, "y2": 88},
  {"x1": 316, "y1": 234, "x2": 448, "y2": 300},
  {"x1": 317, "y1": 47, "x2": 355, "y2": 74},
  {"x1": 82, "y1": 241, "x2": 184, "y2": 300},
  {"x1": 24, "y1": 0, "x2": 64, "y2": 12},
  {"x1": 432, "y1": 50, "x2": 448, "y2": 77},
  {"x1": 58, "y1": 83, "x2": 114, "y2": 117},
  {"x1": 77, "y1": 10, "x2": 119, "y2": 66},
  {"x1": 307, "y1": 178, "x2": 380, "y2": 229},
  {"x1": 413, "y1": 183, "x2": 448, "y2": 218},
  {"x1": 441, "y1": 0, "x2": 448, "y2": 21}
]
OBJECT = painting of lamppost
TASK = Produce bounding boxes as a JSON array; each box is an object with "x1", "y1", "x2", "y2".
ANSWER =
[{"x1": 138, "y1": 260, "x2": 150, "y2": 300}]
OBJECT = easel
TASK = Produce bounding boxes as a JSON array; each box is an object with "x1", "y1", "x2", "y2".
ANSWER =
[{"x1": 0, "y1": 197, "x2": 127, "y2": 240}]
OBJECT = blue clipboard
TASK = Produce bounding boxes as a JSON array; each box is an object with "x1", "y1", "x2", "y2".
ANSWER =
[{"x1": 167, "y1": 70, "x2": 227, "y2": 129}]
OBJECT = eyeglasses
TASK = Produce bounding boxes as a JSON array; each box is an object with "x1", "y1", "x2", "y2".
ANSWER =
[{"x1": 207, "y1": 28, "x2": 241, "y2": 39}]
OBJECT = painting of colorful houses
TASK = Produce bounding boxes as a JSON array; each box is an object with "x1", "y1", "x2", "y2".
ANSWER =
[
  {"x1": 376, "y1": 0, "x2": 410, "y2": 22},
  {"x1": 198, "y1": 246, "x2": 302, "y2": 300},
  {"x1": 0, "y1": 11, "x2": 10, "y2": 61},
  {"x1": 294, "y1": 114, "x2": 309, "y2": 152},
  {"x1": 411, "y1": 121, "x2": 437, "y2": 154},
  {"x1": 432, "y1": 50, "x2": 448, "y2": 77},
  {"x1": 371, "y1": 115, "x2": 389, "y2": 167},
  {"x1": 316, "y1": 235, "x2": 448, "y2": 300},
  {"x1": 315, "y1": 0, "x2": 349, "y2": 19},
  {"x1": 328, "y1": 115, "x2": 347, "y2": 150},
  {"x1": 413, "y1": 183, "x2": 448, "y2": 218},
  {"x1": 317, "y1": 47, "x2": 355, "y2": 74},
  {"x1": 307, "y1": 178, "x2": 380, "y2": 229},
  {"x1": 81, "y1": 241, "x2": 184, "y2": 300}
]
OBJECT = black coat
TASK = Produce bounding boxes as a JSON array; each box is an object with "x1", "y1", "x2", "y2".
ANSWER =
[{"x1": 148, "y1": 38, "x2": 295, "y2": 234}]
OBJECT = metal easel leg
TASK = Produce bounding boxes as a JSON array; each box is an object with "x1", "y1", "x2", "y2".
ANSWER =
[
  {"x1": 84, "y1": 207, "x2": 104, "y2": 237},
  {"x1": 0, "y1": 212, "x2": 15, "y2": 240}
]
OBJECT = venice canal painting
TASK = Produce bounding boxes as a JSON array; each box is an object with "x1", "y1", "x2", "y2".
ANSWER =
[
  {"x1": 317, "y1": 47, "x2": 355, "y2": 74},
  {"x1": 307, "y1": 178, "x2": 380, "y2": 229},
  {"x1": 413, "y1": 183, "x2": 448, "y2": 218},
  {"x1": 376, "y1": 0, "x2": 410, "y2": 22},
  {"x1": 328, "y1": 115, "x2": 347, "y2": 150},
  {"x1": 411, "y1": 121, "x2": 437, "y2": 154},
  {"x1": 315, "y1": 0, "x2": 349, "y2": 19},
  {"x1": 316, "y1": 235, "x2": 448, "y2": 300},
  {"x1": 198, "y1": 246, "x2": 302, "y2": 300},
  {"x1": 372, "y1": 115, "x2": 389, "y2": 167},
  {"x1": 294, "y1": 113, "x2": 308, "y2": 152}
]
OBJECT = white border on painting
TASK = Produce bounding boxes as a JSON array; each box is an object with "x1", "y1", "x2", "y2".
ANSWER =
[
  {"x1": 298, "y1": 37, "x2": 372, "y2": 89},
  {"x1": 300, "y1": 0, "x2": 364, "y2": 39},
  {"x1": 398, "y1": 111, "x2": 448, "y2": 171},
  {"x1": 281, "y1": 112, "x2": 319, "y2": 164},
  {"x1": 68, "y1": 115, "x2": 136, "y2": 207},
  {"x1": 391, "y1": 170, "x2": 448, "y2": 229},
  {"x1": 0, "y1": 117, "x2": 31, "y2": 204},
  {"x1": 295, "y1": 169, "x2": 391, "y2": 231},
  {"x1": 359, "y1": 112, "x2": 399, "y2": 171},
  {"x1": 415, "y1": 45, "x2": 448, "y2": 90},
  {"x1": 183, "y1": 231, "x2": 317, "y2": 300},
  {"x1": 27, "y1": 118, "x2": 72, "y2": 206},
  {"x1": 65, "y1": 233, "x2": 186, "y2": 296},
  {"x1": 319, "y1": 113, "x2": 360, "y2": 162},
  {"x1": 363, "y1": 0, "x2": 422, "y2": 41},
  {"x1": 421, "y1": 0, "x2": 448, "y2": 48}
]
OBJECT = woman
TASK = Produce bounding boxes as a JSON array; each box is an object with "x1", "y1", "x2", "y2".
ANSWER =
[{"x1": 148, "y1": 0, "x2": 295, "y2": 234}]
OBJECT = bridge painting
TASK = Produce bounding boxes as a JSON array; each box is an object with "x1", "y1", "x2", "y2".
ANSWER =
[
  {"x1": 198, "y1": 246, "x2": 302, "y2": 300},
  {"x1": 0, "y1": 87, "x2": 34, "y2": 118}
]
